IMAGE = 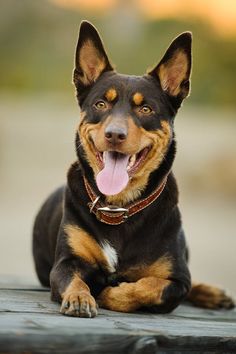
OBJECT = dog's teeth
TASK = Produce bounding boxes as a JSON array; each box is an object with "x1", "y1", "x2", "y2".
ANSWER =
[
  {"x1": 130, "y1": 154, "x2": 136, "y2": 166},
  {"x1": 127, "y1": 155, "x2": 136, "y2": 171},
  {"x1": 103, "y1": 151, "x2": 106, "y2": 163}
]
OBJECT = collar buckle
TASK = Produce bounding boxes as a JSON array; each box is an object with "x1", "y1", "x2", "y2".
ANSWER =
[
  {"x1": 96, "y1": 205, "x2": 129, "y2": 223},
  {"x1": 89, "y1": 196, "x2": 101, "y2": 213}
]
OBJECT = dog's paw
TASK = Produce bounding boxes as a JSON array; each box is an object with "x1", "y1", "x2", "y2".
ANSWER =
[
  {"x1": 188, "y1": 283, "x2": 235, "y2": 310},
  {"x1": 60, "y1": 291, "x2": 98, "y2": 318}
]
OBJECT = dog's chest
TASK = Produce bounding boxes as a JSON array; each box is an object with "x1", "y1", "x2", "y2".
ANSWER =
[{"x1": 101, "y1": 241, "x2": 118, "y2": 273}]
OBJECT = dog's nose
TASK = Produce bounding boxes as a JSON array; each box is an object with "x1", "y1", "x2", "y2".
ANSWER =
[{"x1": 105, "y1": 125, "x2": 127, "y2": 144}]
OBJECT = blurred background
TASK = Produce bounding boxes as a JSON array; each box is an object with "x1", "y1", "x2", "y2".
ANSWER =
[{"x1": 0, "y1": 0, "x2": 235, "y2": 294}]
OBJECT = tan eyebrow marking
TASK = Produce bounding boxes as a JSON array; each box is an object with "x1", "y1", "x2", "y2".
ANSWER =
[
  {"x1": 105, "y1": 88, "x2": 117, "y2": 102},
  {"x1": 133, "y1": 92, "x2": 144, "y2": 106}
]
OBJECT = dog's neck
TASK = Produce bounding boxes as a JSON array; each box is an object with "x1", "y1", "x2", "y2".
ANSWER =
[{"x1": 83, "y1": 173, "x2": 169, "y2": 225}]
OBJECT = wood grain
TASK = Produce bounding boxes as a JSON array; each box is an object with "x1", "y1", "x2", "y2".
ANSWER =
[{"x1": 0, "y1": 280, "x2": 235, "y2": 353}]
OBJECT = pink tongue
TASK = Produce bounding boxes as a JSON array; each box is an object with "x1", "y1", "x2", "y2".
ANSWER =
[{"x1": 96, "y1": 152, "x2": 130, "y2": 195}]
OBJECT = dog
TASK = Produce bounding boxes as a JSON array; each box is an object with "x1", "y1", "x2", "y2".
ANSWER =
[{"x1": 33, "y1": 21, "x2": 234, "y2": 318}]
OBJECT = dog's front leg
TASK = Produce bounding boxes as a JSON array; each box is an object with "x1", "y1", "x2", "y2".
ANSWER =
[
  {"x1": 50, "y1": 222, "x2": 117, "y2": 318},
  {"x1": 98, "y1": 276, "x2": 189, "y2": 313},
  {"x1": 50, "y1": 262, "x2": 98, "y2": 318}
]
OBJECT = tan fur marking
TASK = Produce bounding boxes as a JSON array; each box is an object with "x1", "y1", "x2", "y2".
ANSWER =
[
  {"x1": 98, "y1": 276, "x2": 170, "y2": 312},
  {"x1": 79, "y1": 39, "x2": 106, "y2": 85},
  {"x1": 98, "y1": 255, "x2": 172, "y2": 312},
  {"x1": 61, "y1": 272, "x2": 97, "y2": 317},
  {"x1": 105, "y1": 88, "x2": 117, "y2": 102},
  {"x1": 106, "y1": 120, "x2": 172, "y2": 205},
  {"x1": 64, "y1": 224, "x2": 113, "y2": 272},
  {"x1": 78, "y1": 121, "x2": 102, "y2": 175},
  {"x1": 121, "y1": 255, "x2": 173, "y2": 282},
  {"x1": 158, "y1": 50, "x2": 188, "y2": 96},
  {"x1": 62, "y1": 272, "x2": 90, "y2": 298},
  {"x1": 133, "y1": 92, "x2": 144, "y2": 106},
  {"x1": 187, "y1": 282, "x2": 235, "y2": 309}
]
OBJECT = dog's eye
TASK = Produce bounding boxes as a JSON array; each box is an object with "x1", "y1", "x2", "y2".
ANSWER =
[
  {"x1": 94, "y1": 100, "x2": 107, "y2": 110},
  {"x1": 140, "y1": 105, "x2": 152, "y2": 115}
]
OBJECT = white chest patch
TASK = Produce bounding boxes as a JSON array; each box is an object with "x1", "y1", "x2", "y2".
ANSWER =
[{"x1": 101, "y1": 241, "x2": 118, "y2": 273}]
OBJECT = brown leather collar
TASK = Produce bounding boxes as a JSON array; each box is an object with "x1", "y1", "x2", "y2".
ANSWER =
[{"x1": 83, "y1": 175, "x2": 168, "y2": 225}]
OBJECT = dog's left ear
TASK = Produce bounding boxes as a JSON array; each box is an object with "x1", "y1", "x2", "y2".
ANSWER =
[
  {"x1": 73, "y1": 21, "x2": 113, "y2": 93},
  {"x1": 148, "y1": 32, "x2": 192, "y2": 106}
]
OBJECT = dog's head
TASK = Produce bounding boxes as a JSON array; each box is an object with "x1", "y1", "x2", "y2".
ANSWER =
[{"x1": 73, "y1": 21, "x2": 192, "y2": 204}]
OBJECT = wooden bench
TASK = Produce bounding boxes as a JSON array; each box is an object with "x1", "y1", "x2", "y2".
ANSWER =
[{"x1": 0, "y1": 279, "x2": 236, "y2": 353}]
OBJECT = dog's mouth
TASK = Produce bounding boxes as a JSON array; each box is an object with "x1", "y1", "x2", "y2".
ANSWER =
[{"x1": 95, "y1": 147, "x2": 150, "y2": 196}]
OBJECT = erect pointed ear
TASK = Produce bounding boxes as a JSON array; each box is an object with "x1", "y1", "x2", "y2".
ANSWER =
[
  {"x1": 148, "y1": 32, "x2": 192, "y2": 103},
  {"x1": 73, "y1": 21, "x2": 113, "y2": 90}
]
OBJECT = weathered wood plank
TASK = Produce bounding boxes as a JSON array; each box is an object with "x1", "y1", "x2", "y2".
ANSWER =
[
  {"x1": 0, "y1": 275, "x2": 46, "y2": 291},
  {"x1": 0, "y1": 284, "x2": 236, "y2": 353},
  {"x1": 1, "y1": 288, "x2": 235, "y2": 322}
]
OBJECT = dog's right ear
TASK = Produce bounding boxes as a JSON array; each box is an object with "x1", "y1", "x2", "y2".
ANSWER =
[{"x1": 73, "y1": 21, "x2": 113, "y2": 96}]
